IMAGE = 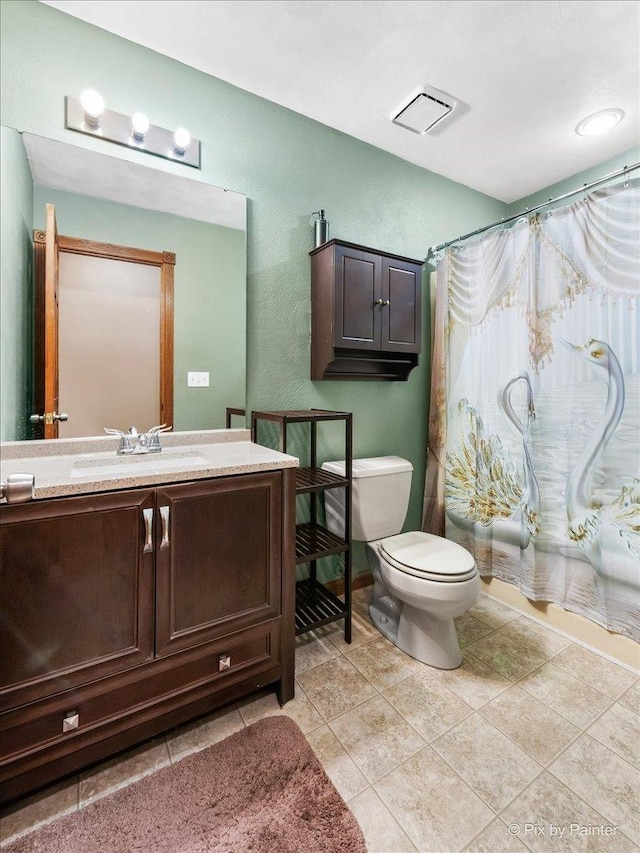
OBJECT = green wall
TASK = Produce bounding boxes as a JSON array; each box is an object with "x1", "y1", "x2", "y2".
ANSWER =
[
  {"x1": 509, "y1": 146, "x2": 640, "y2": 213},
  {"x1": 0, "y1": 0, "x2": 506, "y2": 575},
  {"x1": 32, "y1": 186, "x2": 245, "y2": 432},
  {"x1": 0, "y1": 126, "x2": 33, "y2": 441}
]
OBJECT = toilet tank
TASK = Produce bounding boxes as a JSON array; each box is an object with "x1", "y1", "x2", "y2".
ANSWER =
[{"x1": 322, "y1": 456, "x2": 413, "y2": 542}]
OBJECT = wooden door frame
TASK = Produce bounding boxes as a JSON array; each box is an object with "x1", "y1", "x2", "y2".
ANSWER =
[{"x1": 55, "y1": 235, "x2": 174, "y2": 430}]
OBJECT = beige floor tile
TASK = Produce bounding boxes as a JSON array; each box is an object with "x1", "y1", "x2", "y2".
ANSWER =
[
  {"x1": 505, "y1": 770, "x2": 638, "y2": 852},
  {"x1": 236, "y1": 681, "x2": 324, "y2": 733},
  {"x1": 294, "y1": 628, "x2": 341, "y2": 673},
  {"x1": 327, "y1": 612, "x2": 380, "y2": 651},
  {"x1": 455, "y1": 612, "x2": 495, "y2": 647},
  {"x1": 619, "y1": 680, "x2": 640, "y2": 715},
  {"x1": 587, "y1": 702, "x2": 640, "y2": 768},
  {"x1": 351, "y1": 586, "x2": 373, "y2": 622},
  {"x1": 345, "y1": 635, "x2": 424, "y2": 690},
  {"x1": 297, "y1": 655, "x2": 377, "y2": 720},
  {"x1": 480, "y1": 685, "x2": 580, "y2": 765},
  {"x1": 375, "y1": 746, "x2": 494, "y2": 852},
  {"x1": 432, "y1": 714, "x2": 541, "y2": 812},
  {"x1": 551, "y1": 644, "x2": 638, "y2": 700},
  {"x1": 466, "y1": 632, "x2": 547, "y2": 681},
  {"x1": 348, "y1": 787, "x2": 418, "y2": 852},
  {"x1": 305, "y1": 725, "x2": 368, "y2": 802},
  {"x1": 79, "y1": 738, "x2": 170, "y2": 806},
  {"x1": 383, "y1": 668, "x2": 473, "y2": 742},
  {"x1": 518, "y1": 663, "x2": 613, "y2": 729},
  {"x1": 498, "y1": 616, "x2": 572, "y2": 659},
  {"x1": 166, "y1": 705, "x2": 245, "y2": 763},
  {"x1": 0, "y1": 777, "x2": 78, "y2": 845},
  {"x1": 430, "y1": 649, "x2": 511, "y2": 709},
  {"x1": 468, "y1": 595, "x2": 520, "y2": 629},
  {"x1": 464, "y1": 818, "x2": 529, "y2": 852},
  {"x1": 549, "y1": 734, "x2": 640, "y2": 845},
  {"x1": 328, "y1": 694, "x2": 426, "y2": 783}
]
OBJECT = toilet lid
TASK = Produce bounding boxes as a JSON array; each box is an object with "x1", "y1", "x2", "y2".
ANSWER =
[{"x1": 379, "y1": 531, "x2": 477, "y2": 582}]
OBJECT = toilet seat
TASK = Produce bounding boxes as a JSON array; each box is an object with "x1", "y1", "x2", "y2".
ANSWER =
[{"x1": 379, "y1": 531, "x2": 476, "y2": 582}]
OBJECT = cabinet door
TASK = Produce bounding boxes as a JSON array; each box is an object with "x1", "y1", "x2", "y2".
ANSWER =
[
  {"x1": 380, "y1": 257, "x2": 422, "y2": 353},
  {"x1": 0, "y1": 489, "x2": 155, "y2": 709},
  {"x1": 334, "y1": 244, "x2": 381, "y2": 350},
  {"x1": 155, "y1": 472, "x2": 282, "y2": 657}
]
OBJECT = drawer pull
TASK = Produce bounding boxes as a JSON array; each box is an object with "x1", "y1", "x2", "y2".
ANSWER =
[
  {"x1": 160, "y1": 505, "x2": 170, "y2": 549},
  {"x1": 63, "y1": 711, "x2": 79, "y2": 732},
  {"x1": 218, "y1": 653, "x2": 231, "y2": 672},
  {"x1": 142, "y1": 507, "x2": 154, "y2": 553}
]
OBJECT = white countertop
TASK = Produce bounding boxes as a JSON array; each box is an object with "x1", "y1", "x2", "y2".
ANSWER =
[{"x1": 0, "y1": 429, "x2": 299, "y2": 500}]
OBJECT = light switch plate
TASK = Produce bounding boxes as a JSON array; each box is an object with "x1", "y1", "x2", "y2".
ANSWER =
[{"x1": 188, "y1": 371, "x2": 210, "y2": 387}]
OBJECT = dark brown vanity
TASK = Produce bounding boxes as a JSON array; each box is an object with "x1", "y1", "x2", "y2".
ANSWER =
[
  {"x1": 310, "y1": 239, "x2": 424, "y2": 380},
  {"x1": 0, "y1": 435, "x2": 297, "y2": 804}
]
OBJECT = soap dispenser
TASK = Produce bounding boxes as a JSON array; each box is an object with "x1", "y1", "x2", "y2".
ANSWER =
[{"x1": 312, "y1": 210, "x2": 329, "y2": 248}]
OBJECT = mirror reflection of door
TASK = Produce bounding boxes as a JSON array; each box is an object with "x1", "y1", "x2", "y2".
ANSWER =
[{"x1": 32, "y1": 203, "x2": 174, "y2": 439}]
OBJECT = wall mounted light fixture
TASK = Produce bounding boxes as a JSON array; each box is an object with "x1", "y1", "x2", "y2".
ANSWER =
[{"x1": 66, "y1": 91, "x2": 201, "y2": 169}]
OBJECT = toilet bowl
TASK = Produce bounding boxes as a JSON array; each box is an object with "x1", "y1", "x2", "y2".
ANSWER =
[{"x1": 322, "y1": 456, "x2": 478, "y2": 669}]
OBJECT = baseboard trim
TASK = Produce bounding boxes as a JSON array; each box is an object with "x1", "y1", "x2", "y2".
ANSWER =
[{"x1": 325, "y1": 571, "x2": 373, "y2": 597}]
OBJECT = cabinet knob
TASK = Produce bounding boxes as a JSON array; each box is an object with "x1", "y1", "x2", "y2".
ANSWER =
[
  {"x1": 63, "y1": 711, "x2": 80, "y2": 732},
  {"x1": 374, "y1": 298, "x2": 384, "y2": 306},
  {"x1": 383, "y1": 300, "x2": 391, "y2": 306},
  {"x1": 218, "y1": 653, "x2": 231, "y2": 672}
]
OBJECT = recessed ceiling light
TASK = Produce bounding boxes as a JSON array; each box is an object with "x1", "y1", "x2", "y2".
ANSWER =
[{"x1": 575, "y1": 108, "x2": 624, "y2": 137}]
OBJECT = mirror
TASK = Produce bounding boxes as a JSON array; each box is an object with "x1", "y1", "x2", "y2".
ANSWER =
[{"x1": 0, "y1": 126, "x2": 247, "y2": 442}]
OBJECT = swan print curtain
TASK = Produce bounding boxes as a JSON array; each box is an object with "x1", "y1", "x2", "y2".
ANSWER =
[{"x1": 423, "y1": 179, "x2": 640, "y2": 640}]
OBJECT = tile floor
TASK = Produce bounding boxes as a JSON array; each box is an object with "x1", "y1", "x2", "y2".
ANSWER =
[{"x1": 2, "y1": 589, "x2": 639, "y2": 852}]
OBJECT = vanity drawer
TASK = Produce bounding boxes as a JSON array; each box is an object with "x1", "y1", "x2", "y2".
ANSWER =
[{"x1": 1, "y1": 621, "x2": 280, "y2": 763}]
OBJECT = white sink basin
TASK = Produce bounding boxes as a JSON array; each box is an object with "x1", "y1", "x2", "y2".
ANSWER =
[{"x1": 71, "y1": 450, "x2": 209, "y2": 479}]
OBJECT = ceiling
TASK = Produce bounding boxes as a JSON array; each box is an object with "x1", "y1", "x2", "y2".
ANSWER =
[{"x1": 42, "y1": 0, "x2": 639, "y2": 203}]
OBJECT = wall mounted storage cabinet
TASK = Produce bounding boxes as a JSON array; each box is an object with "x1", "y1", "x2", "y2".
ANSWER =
[{"x1": 310, "y1": 239, "x2": 424, "y2": 380}]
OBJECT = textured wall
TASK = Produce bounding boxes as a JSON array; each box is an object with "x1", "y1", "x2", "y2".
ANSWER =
[
  {"x1": 509, "y1": 146, "x2": 640, "y2": 213},
  {"x1": 0, "y1": 126, "x2": 34, "y2": 441},
  {"x1": 33, "y1": 186, "x2": 245, "y2": 431},
  {"x1": 0, "y1": 0, "x2": 506, "y2": 575}
]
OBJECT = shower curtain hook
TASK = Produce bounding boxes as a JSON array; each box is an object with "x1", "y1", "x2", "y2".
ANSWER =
[{"x1": 623, "y1": 166, "x2": 630, "y2": 188}]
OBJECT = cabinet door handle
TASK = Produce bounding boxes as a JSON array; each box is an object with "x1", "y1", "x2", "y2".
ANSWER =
[
  {"x1": 143, "y1": 507, "x2": 154, "y2": 553},
  {"x1": 374, "y1": 298, "x2": 384, "y2": 306},
  {"x1": 160, "y1": 505, "x2": 170, "y2": 549},
  {"x1": 383, "y1": 300, "x2": 391, "y2": 306}
]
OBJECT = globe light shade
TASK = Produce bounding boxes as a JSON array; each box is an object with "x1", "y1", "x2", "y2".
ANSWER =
[
  {"x1": 131, "y1": 112, "x2": 150, "y2": 140},
  {"x1": 80, "y1": 89, "x2": 105, "y2": 127},
  {"x1": 173, "y1": 128, "x2": 191, "y2": 154}
]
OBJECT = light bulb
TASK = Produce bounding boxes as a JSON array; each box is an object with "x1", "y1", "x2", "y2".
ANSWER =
[
  {"x1": 173, "y1": 128, "x2": 191, "y2": 154},
  {"x1": 131, "y1": 112, "x2": 150, "y2": 141},
  {"x1": 575, "y1": 109, "x2": 624, "y2": 137},
  {"x1": 80, "y1": 89, "x2": 105, "y2": 127}
]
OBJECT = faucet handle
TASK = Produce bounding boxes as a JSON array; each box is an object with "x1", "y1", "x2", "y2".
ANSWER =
[
  {"x1": 104, "y1": 427, "x2": 136, "y2": 455},
  {"x1": 146, "y1": 424, "x2": 172, "y2": 452},
  {"x1": 146, "y1": 424, "x2": 172, "y2": 435}
]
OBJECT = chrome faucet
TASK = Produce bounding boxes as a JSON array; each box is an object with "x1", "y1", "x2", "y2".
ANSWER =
[{"x1": 104, "y1": 425, "x2": 171, "y2": 455}]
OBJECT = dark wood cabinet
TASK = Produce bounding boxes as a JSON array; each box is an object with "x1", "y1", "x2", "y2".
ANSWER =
[
  {"x1": 0, "y1": 468, "x2": 295, "y2": 804},
  {"x1": 311, "y1": 239, "x2": 424, "y2": 380}
]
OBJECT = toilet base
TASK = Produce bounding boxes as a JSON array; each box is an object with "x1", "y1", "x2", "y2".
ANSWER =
[{"x1": 395, "y1": 604, "x2": 462, "y2": 669}]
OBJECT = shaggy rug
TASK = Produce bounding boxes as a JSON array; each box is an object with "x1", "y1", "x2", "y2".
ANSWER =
[{"x1": 6, "y1": 716, "x2": 366, "y2": 853}]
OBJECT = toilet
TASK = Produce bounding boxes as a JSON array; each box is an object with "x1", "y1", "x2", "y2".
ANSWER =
[{"x1": 322, "y1": 456, "x2": 479, "y2": 669}]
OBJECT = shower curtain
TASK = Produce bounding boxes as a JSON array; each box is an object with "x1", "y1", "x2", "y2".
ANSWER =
[{"x1": 423, "y1": 178, "x2": 640, "y2": 641}]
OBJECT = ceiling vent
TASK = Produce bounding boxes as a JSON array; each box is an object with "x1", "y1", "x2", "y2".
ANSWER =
[{"x1": 392, "y1": 86, "x2": 457, "y2": 135}]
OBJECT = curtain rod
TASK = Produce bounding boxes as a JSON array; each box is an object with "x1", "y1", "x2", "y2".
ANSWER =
[{"x1": 430, "y1": 161, "x2": 640, "y2": 255}]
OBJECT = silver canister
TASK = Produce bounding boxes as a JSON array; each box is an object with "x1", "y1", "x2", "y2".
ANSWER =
[{"x1": 312, "y1": 210, "x2": 329, "y2": 247}]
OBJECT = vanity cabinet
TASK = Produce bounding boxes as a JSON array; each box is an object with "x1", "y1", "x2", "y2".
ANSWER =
[
  {"x1": 311, "y1": 239, "x2": 424, "y2": 380},
  {"x1": 0, "y1": 468, "x2": 295, "y2": 804}
]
